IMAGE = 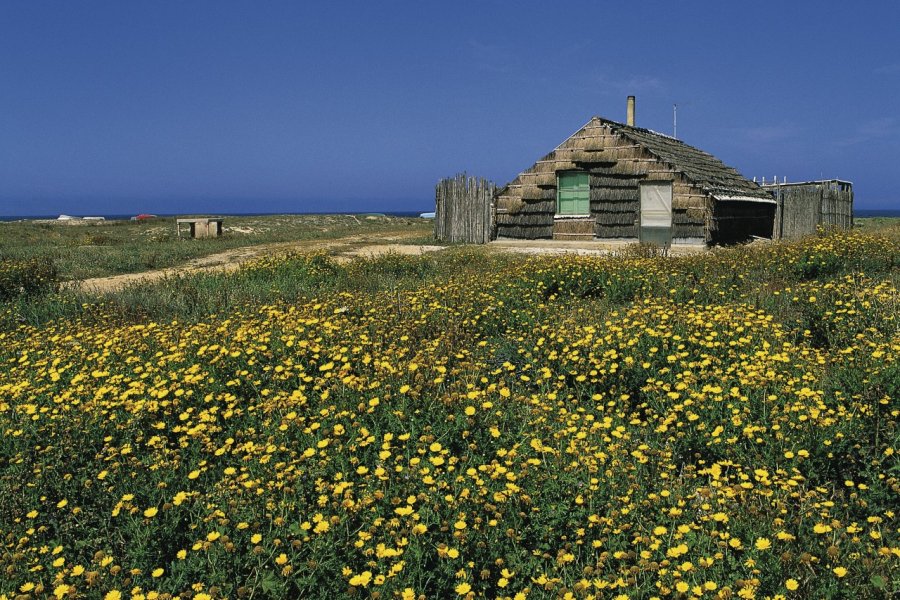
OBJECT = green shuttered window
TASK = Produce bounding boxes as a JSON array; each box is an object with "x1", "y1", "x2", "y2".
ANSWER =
[{"x1": 557, "y1": 172, "x2": 590, "y2": 215}]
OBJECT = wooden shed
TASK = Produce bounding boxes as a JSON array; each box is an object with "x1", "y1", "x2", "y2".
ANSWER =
[
  {"x1": 762, "y1": 180, "x2": 853, "y2": 239},
  {"x1": 494, "y1": 110, "x2": 776, "y2": 246}
]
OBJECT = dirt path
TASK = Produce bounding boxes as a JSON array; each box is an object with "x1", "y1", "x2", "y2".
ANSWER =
[
  {"x1": 73, "y1": 232, "x2": 446, "y2": 294},
  {"x1": 72, "y1": 233, "x2": 708, "y2": 295}
]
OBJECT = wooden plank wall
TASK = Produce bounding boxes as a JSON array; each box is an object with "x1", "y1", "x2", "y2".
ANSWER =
[
  {"x1": 821, "y1": 184, "x2": 854, "y2": 229},
  {"x1": 780, "y1": 187, "x2": 821, "y2": 239},
  {"x1": 435, "y1": 174, "x2": 496, "y2": 244}
]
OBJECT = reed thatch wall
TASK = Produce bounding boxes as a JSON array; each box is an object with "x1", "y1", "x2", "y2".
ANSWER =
[{"x1": 553, "y1": 217, "x2": 594, "y2": 240}]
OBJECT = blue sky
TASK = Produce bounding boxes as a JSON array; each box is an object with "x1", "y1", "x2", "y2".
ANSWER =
[{"x1": 1, "y1": 1, "x2": 899, "y2": 216}]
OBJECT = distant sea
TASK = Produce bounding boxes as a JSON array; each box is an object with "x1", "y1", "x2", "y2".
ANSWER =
[
  {"x1": 855, "y1": 209, "x2": 900, "y2": 218},
  {"x1": 0, "y1": 211, "x2": 427, "y2": 222}
]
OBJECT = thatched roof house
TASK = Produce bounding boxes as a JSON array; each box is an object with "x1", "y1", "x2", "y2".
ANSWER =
[{"x1": 494, "y1": 102, "x2": 776, "y2": 245}]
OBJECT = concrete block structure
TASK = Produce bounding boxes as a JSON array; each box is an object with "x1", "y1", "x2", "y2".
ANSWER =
[{"x1": 176, "y1": 218, "x2": 224, "y2": 239}]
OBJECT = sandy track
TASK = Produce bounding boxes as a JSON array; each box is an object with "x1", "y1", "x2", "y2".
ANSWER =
[
  {"x1": 71, "y1": 233, "x2": 708, "y2": 295},
  {"x1": 73, "y1": 233, "x2": 445, "y2": 294}
]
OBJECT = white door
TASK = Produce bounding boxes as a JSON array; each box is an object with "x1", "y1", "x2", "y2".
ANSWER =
[{"x1": 640, "y1": 182, "x2": 673, "y2": 246}]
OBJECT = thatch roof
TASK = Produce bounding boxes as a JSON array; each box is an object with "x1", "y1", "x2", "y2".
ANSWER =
[
  {"x1": 596, "y1": 118, "x2": 772, "y2": 202},
  {"x1": 498, "y1": 117, "x2": 772, "y2": 203}
]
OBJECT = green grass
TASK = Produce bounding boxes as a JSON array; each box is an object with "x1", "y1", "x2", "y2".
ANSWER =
[
  {"x1": 2, "y1": 219, "x2": 899, "y2": 332},
  {"x1": 0, "y1": 248, "x2": 508, "y2": 328},
  {"x1": 0, "y1": 214, "x2": 433, "y2": 280},
  {"x1": 855, "y1": 216, "x2": 900, "y2": 230}
]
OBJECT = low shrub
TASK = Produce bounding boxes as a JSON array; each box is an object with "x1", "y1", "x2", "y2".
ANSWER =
[{"x1": 0, "y1": 257, "x2": 59, "y2": 302}]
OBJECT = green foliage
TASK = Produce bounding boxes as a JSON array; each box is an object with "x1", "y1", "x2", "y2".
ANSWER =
[
  {"x1": 0, "y1": 215, "x2": 433, "y2": 280},
  {"x1": 0, "y1": 257, "x2": 59, "y2": 301},
  {"x1": 0, "y1": 224, "x2": 898, "y2": 599}
]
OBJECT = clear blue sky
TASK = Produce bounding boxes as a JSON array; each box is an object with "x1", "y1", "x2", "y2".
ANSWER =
[{"x1": 1, "y1": 1, "x2": 899, "y2": 216}]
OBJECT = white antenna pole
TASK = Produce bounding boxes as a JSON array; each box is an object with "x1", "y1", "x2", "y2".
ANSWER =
[{"x1": 673, "y1": 104, "x2": 677, "y2": 138}]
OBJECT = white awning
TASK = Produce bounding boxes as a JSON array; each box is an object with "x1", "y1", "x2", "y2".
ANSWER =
[{"x1": 713, "y1": 194, "x2": 777, "y2": 205}]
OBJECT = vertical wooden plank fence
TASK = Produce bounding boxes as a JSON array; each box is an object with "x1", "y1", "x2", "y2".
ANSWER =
[
  {"x1": 767, "y1": 180, "x2": 853, "y2": 239},
  {"x1": 435, "y1": 174, "x2": 496, "y2": 244}
]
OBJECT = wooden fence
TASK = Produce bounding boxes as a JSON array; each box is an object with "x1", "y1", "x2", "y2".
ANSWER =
[
  {"x1": 765, "y1": 180, "x2": 853, "y2": 239},
  {"x1": 435, "y1": 174, "x2": 496, "y2": 244}
]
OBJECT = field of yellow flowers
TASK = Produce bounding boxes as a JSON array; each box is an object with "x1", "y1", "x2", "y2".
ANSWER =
[{"x1": 1, "y1": 228, "x2": 898, "y2": 599}]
